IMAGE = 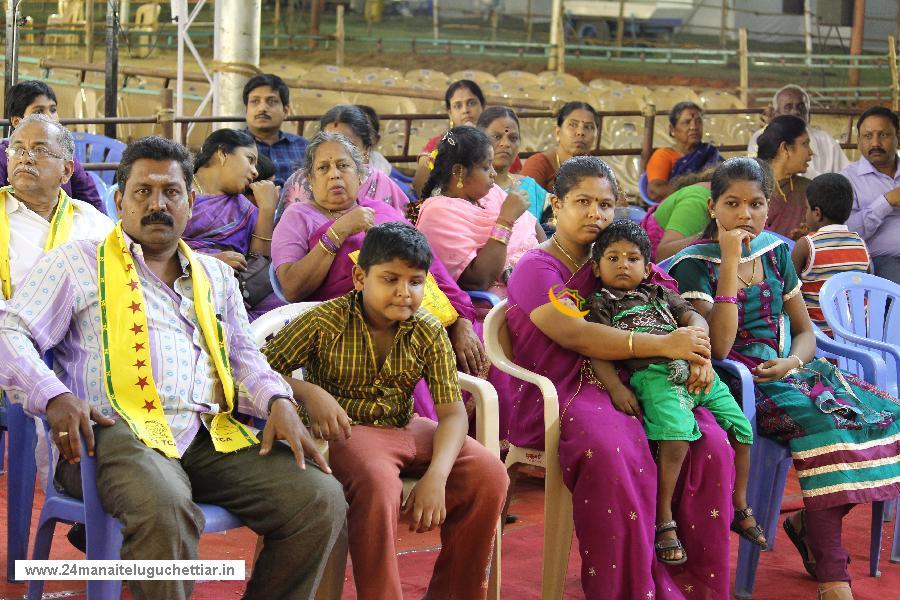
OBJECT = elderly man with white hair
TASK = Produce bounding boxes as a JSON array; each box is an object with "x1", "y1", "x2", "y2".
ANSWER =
[
  {"x1": 1, "y1": 113, "x2": 113, "y2": 299},
  {"x1": 748, "y1": 84, "x2": 850, "y2": 179}
]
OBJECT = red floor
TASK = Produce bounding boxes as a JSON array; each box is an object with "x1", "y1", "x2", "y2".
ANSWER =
[{"x1": 0, "y1": 472, "x2": 897, "y2": 599}]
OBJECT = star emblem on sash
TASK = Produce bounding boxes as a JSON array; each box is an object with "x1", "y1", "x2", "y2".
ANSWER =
[
  {"x1": 135, "y1": 376, "x2": 149, "y2": 390},
  {"x1": 142, "y1": 399, "x2": 156, "y2": 413},
  {"x1": 133, "y1": 342, "x2": 145, "y2": 352},
  {"x1": 129, "y1": 301, "x2": 142, "y2": 313},
  {"x1": 130, "y1": 323, "x2": 144, "y2": 335},
  {"x1": 128, "y1": 280, "x2": 139, "y2": 290},
  {"x1": 133, "y1": 359, "x2": 146, "y2": 369}
]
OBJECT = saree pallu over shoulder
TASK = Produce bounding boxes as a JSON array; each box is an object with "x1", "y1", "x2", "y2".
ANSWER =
[
  {"x1": 670, "y1": 142, "x2": 723, "y2": 179},
  {"x1": 182, "y1": 193, "x2": 257, "y2": 254}
]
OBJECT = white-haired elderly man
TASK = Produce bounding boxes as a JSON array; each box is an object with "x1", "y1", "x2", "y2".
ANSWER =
[
  {"x1": 1, "y1": 113, "x2": 113, "y2": 300},
  {"x1": 748, "y1": 84, "x2": 850, "y2": 179}
]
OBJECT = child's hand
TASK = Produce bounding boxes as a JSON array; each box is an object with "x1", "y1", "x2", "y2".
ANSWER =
[
  {"x1": 402, "y1": 472, "x2": 447, "y2": 533},
  {"x1": 303, "y1": 386, "x2": 352, "y2": 441},
  {"x1": 687, "y1": 360, "x2": 715, "y2": 396},
  {"x1": 609, "y1": 386, "x2": 641, "y2": 417}
]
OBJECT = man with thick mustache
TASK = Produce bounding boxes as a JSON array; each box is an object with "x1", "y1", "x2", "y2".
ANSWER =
[
  {"x1": 843, "y1": 106, "x2": 900, "y2": 284},
  {"x1": 0, "y1": 136, "x2": 346, "y2": 600},
  {"x1": 242, "y1": 73, "x2": 307, "y2": 188}
]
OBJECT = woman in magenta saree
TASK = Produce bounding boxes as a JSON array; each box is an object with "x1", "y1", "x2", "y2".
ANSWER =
[
  {"x1": 271, "y1": 131, "x2": 486, "y2": 419},
  {"x1": 505, "y1": 156, "x2": 734, "y2": 599}
]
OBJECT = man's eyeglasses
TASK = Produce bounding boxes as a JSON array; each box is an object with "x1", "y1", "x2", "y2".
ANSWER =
[{"x1": 5, "y1": 146, "x2": 67, "y2": 161}]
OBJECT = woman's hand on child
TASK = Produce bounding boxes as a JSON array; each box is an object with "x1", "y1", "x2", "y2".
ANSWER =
[
  {"x1": 609, "y1": 385, "x2": 641, "y2": 417},
  {"x1": 303, "y1": 386, "x2": 352, "y2": 441},
  {"x1": 717, "y1": 219, "x2": 753, "y2": 260},
  {"x1": 663, "y1": 326, "x2": 711, "y2": 363},
  {"x1": 402, "y1": 473, "x2": 447, "y2": 533},
  {"x1": 687, "y1": 360, "x2": 715, "y2": 395},
  {"x1": 752, "y1": 357, "x2": 796, "y2": 382}
]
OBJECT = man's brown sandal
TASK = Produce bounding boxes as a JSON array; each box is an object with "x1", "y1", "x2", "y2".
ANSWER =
[{"x1": 731, "y1": 506, "x2": 768, "y2": 550}]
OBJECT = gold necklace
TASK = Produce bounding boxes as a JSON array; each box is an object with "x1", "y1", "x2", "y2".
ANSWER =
[
  {"x1": 555, "y1": 151, "x2": 562, "y2": 169},
  {"x1": 552, "y1": 235, "x2": 587, "y2": 270},
  {"x1": 737, "y1": 258, "x2": 757, "y2": 287}
]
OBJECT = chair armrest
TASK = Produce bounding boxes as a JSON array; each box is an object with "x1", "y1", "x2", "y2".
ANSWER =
[
  {"x1": 829, "y1": 326, "x2": 900, "y2": 368},
  {"x1": 459, "y1": 372, "x2": 500, "y2": 456},
  {"x1": 467, "y1": 291, "x2": 502, "y2": 307},
  {"x1": 713, "y1": 358, "x2": 756, "y2": 422},
  {"x1": 814, "y1": 327, "x2": 889, "y2": 391},
  {"x1": 269, "y1": 262, "x2": 288, "y2": 303}
]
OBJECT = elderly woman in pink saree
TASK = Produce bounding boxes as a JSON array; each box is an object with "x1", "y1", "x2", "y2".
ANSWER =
[
  {"x1": 506, "y1": 156, "x2": 734, "y2": 599},
  {"x1": 275, "y1": 104, "x2": 409, "y2": 221},
  {"x1": 272, "y1": 131, "x2": 487, "y2": 420},
  {"x1": 416, "y1": 126, "x2": 544, "y2": 299}
]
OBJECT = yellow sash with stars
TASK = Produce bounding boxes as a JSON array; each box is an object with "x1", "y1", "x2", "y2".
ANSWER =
[
  {"x1": 0, "y1": 186, "x2": 74, "y2": 299},
  {"x1": 97, "y1": 223, "x2": 258, "y2": 457}
]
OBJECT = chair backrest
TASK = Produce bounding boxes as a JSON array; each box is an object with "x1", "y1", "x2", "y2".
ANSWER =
[
  {"x1": 135, "y1": 3, "x2": 161, "y2": 28},
  {"x1": 638, "y1": 172, "x2": 657, "y2": 206},
  {"x1": 103, "y1": 183, "x2": 118, "y2": 220},
  {"x1": 765, "y1": 229, "x2": 795, "y2": 250},
  {"x1": 71, "y1": 132, "x2": 126, "y2": 186},
  {"x1": 819, "y1": 272, "x2": 900, "y2": 392},
  {"x1": 251, "y1": 302, "x2": 320, "y2": 348}
]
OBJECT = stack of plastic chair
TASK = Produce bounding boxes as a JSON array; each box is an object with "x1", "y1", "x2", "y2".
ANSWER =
[
  {"x1": 251, "y1": 303, "x2": 503, "y2": 599},
  {"x1": 638, "y1": 172, "x2": 657, "y2": 207},
  {"x1": 484, "y1": 299, "x2": 573, "y2": 599},
  {"x1": 71, "y1": 132, "x2": 126, "y2": 186},
  {"x1": 819, "y1": 271, "x2": 900, "y2": 565},
  {"x1": 102, "y1": 183, "x2": 119, "y2": 220}
]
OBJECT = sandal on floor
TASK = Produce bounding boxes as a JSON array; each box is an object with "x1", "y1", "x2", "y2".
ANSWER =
[
  {"x1": 783, "y1": 509, "x2": 817, "y2": 578},
  {"x1": 655, "y1": 520, "x2": 687, "y2": 566},
  {"x1": 731, "y1": 506, "x2": 768, "y2": 550},
  {"x1": 817, "y1": 582, "x2": 853, "y2": 600}
]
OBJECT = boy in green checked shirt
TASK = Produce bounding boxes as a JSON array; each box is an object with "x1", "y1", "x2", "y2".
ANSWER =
[{"x1": 262, "y1": 222, "x2": 507, "y2": 600}]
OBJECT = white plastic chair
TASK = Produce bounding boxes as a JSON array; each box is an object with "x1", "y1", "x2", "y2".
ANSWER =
[
  {"x1": 483, "y1": 299, "x2": 573, "y2": 600},
  {"x1": 251, "y1": 303, "x2": 502, "y2": 599}
]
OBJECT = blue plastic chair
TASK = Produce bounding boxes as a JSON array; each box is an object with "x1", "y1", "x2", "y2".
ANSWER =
[
  {"x1": 26, "y1": 417, "x2": 244, "y2": 599},
  {"x1": 638, "y1": 172, "x2": 658, "y2": 207},
  {"x1": 87, "y1": 171, "x2": 108, "y2": 205},
  {"x1": 4, "y1": 399, "x2": 38, "y2": 583},
  {"x1": 467, "y1": 290, "x2": 501, "y2": 308},
  {"x1": 270, "y1": 262, "x2": 288, "y2": 303},
  {"x1": 765, "y1": 229, "x2": 795, "y2": 251},
  {"x1": 389, "y1": 167, "x2": 415, "y2": 201},
  {"x1": 728, "y1": 325, "x2": 894, "y2": 598},
  {"x1": 102, "y1": 183, "x2": 119, "y2": 220},
  {"x1": 71, "y1": 132, "x2": 126, "y2": 186}
]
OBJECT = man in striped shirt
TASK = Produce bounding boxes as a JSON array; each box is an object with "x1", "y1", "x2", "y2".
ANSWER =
[{"x1": 262, "y1": 222, "x2": 507, "y2": 600}]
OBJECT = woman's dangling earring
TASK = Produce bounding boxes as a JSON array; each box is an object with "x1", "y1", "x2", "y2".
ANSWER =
[
  {"x1": 456, "y1": 176, "x2": 464, "y2": 189},
  {"x1": 710, "y1": 211, "x2": 716, "y2": 218},
  {"x1": 449, "y1": 119, "x2": 455, "y2": 129}
]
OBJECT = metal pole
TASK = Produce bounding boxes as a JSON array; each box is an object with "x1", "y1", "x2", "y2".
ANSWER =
[
  {"x1": 335, "y1": 5, "x2": 344, "y2": 67},
  {"x1": 433, "y1": 0, "x2": 439, "y2": 41},
  {"x1": 615, "y1": 0, "x2": 625, "y2": 55},
  {"x1": 310, "y1": 0, "x2": 321, "y2": 49},
  {"x1": 848, "y1": 0, "x2": 865, "y2": 88},
  {"x1": 104, "y1": 0, "x2": 118, "y2": 139},
  {"x1": 738, "y1": 27, "x2": 748, "y2": 107},
  {"x1": 526, "y1": 0, "x2": 533, "y2": 43},
  {"x1": 86, "y1": 0, "x2": 95, "y2": 63},
  {"x1": 119, "y1": 0, "x2": 131, "y2": 29},
  {"x1": 273, "y1": 0, "x2": 281, "y2": 48},
  {"x1": 175, "y1": 0, "x2": 185, "y2": 142},
  {"x1": 212, "y1": 0, "x2": 260, "y2": 128},
  {"x1": 556, "y1": 11, "x2": 565, "y2": 73},
  {"x1": 890, "y1": 35, "x2": 898, "y2": 112},
  {"x1": 4, "y1": 0, "x2": 21, "y2": 118},
  {"x1": 719, "y1": 0, "x2": 728, "y2": 48},
  {"x1": 548, "y1": 0, "x2": 562, "y2": 70},
  {"x1": 640, "y1": 103, "x2": 655, "y2": 171},
  {"x1": 803, "y1": 0, "x2": 813, "y2": 66}
]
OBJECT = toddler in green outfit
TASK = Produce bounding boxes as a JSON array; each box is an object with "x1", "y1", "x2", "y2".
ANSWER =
[{"x1": 586, "y1": 220, "x2": 763, "y2": 566}]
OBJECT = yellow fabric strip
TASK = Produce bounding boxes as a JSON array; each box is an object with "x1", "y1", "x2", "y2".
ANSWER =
[
  {"x1": 0, "y1": 187, "x2": 75, "y2": 300},
  {"x1": 97, "y1": 224, "x2": 257, "y2": 457},
  {"x1": 347, "y1": 249, "x2": 459, "y2": 326}
]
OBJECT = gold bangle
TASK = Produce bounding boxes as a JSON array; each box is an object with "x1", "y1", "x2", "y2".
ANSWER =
[
  {"x1": 494, "y1": 221, "x2": 512, "y2": 232},
  {"x1": 318, "y1": 239, "x2": 336, "y2": 256},
  {"x1": 326, "y1": 226, "x2": 342, "y2": 245},
  {"x1": 251, "y1": 233, "x2": 272, "y2": 241},
  {"x1": 489, "y1": 235, "x2": 509, "y2": 246},
  {"x1": 628, "y1": 331, "x2": 635, "y2": 358}
]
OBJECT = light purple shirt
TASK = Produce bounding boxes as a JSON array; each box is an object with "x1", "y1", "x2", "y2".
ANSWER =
[
  {"x1": 0, "y1": 235, "x2": 291, "y2": 453},
  {"x1": 843, "y1": 156, "x2": 900, "y2": 258}
]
